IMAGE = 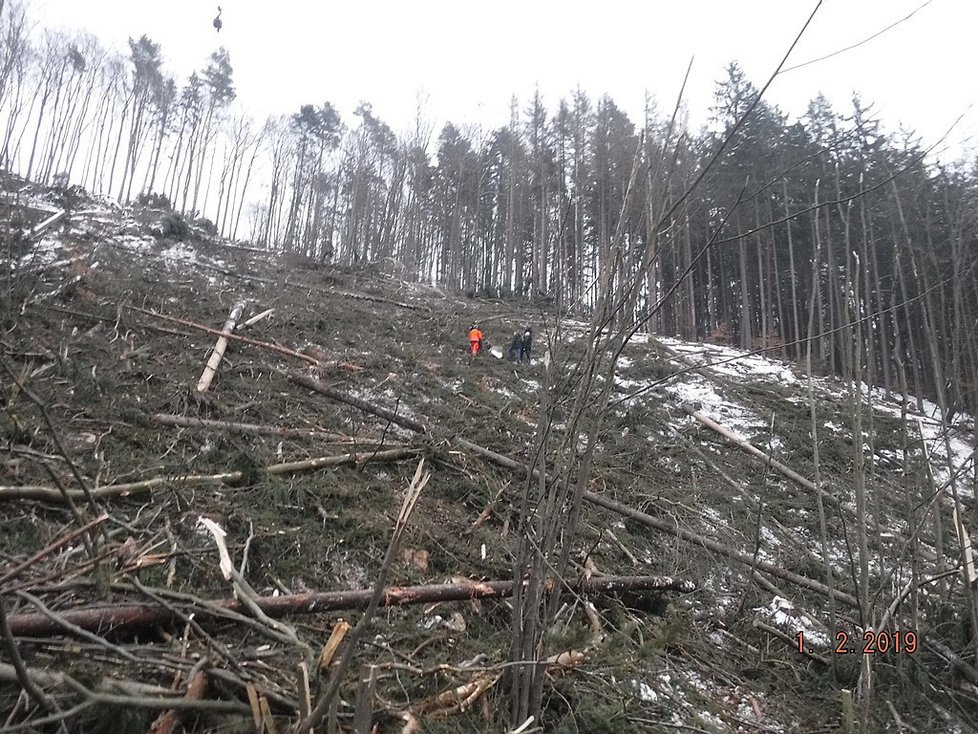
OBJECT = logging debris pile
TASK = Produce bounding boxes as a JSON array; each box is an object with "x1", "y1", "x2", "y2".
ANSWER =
[{"x1": 2, "y1": 183, "x2": 978, "y2": 733}]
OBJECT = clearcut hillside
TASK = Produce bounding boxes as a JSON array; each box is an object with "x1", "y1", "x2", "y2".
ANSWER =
[{"x1": 2, "y1": 177, "x2": 977, "y2": 733}]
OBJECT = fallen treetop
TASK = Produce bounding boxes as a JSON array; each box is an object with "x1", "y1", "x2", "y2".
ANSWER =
[
  {"x1": 129, "y1": 305, "x2": 362, "y2": 371},
  {"x1": 288, "y1": 371, "x2": 428, "y2": 434},
  {"x1": 0, "y1": 447, "x2": 420, "y2": 503},
  {"x1": 334, "y1": 289, "x2": 429, "y2": 312},
  {"x1": 4, "y1": 575, "x2": 696, "y2": 637},
  {"x1": 150, "y1": 413, "x2": 362, "y2": 441}
]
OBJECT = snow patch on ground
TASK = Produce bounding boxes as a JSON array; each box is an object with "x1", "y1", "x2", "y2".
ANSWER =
[
  {"x1": 160, "y1": 242, "x2": 200, "y2": 267},
  {"x1": 755, "y1": 595, "x2": 831, "y2": 648},
  {"x1": 113, "y1": 235, "x2": 154, "y2": 255},
  {"x1": 648, "y1": 334, "x2": 975, "y2": 499},
  {"x1": 622, "y1": 667, "x2": 783, "y2": 733},
  {"x1": 16, "y1": 237, "x2": 65, "y2": 269},
  {"x1": 664, "y1": 375, "x2": 767, "y2": 440},
  {"x1": 658, "y1": 337, "x2": 798, "y2": 384}
]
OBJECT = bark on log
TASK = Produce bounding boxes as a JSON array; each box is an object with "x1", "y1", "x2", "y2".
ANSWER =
[
  {"x1": 682, "y1": 404, "x2": 836, "y2": 505},
  {"x1": 150, "y1": 413, "x2": 361, "y2": 441},
  {"x1": 0, "y1": 448, "x2": 419, "y2": 503},
  {"x1": 196, "y1": 301, "x2": 246, "y2": 392},
  {"x1": 4, "y1": 575, "x2": 695, "y2": 637},
  {"x1": 29, "y1": 210, "x2": 66, "y2": 239},
  {"x1": 129, "y1": 306, "x2": 359, "y2": 371},
  {"x1": 150, "y1": 668, "x2": 209, "y2": 734}
]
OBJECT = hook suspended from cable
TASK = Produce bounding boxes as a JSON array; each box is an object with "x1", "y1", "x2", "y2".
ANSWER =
[{"x1": 213, "y1": 6, "x2": 223, "y2": 32}]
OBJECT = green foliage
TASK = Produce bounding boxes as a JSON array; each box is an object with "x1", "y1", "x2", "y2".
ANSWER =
[
  {"x1": 193, "y1": 215, "x2": 217, "y2": 235},
  {"x1": 81, "y1": 704, "x2": 152, "y2": 734},
  {"x1": 552, "y1": 697, "x2": 640, "y2": 734},
  {"x1": 159, "y1": 212, "x2": 189, "y2": 240},
  {"x1": 135, "y1": 191, "x2": 172, "y2": 210},
  {"x1": 202, "y1": 46, "x2": 236, "y2": 106}
]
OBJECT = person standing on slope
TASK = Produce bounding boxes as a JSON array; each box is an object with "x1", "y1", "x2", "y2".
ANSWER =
[
  {"x1": 507, "y1": 331, "x2": 522, "y2": 361},
  {"x1": 468, "y1": 323, "x2": 484, "y2": 356},
  {"x1": 519, "y1": 326, "x2": 532, "y2": 363}
]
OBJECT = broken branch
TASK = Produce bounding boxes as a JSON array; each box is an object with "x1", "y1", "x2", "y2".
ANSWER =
[
  {"x1": 149, "y1": 666, "x2": 209, "y2": 734},
  {"x1": 196, "y1": 300, "x2": 246, "y2": 392},
  {"x1": 150, "y1": 413, "x2": 363, "y2": 442},
  {"x1": 4, "y1": 575, "x2": 695, "y2": 637},
  {"x1": 0, "y1": 447, "x2": 420, "y2": 503},
  {"x1": 128, "y1": 305, "x2": 358, "y2": 370}
]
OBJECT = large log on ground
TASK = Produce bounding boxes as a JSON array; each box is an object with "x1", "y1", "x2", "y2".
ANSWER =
[
  {"x1": 681, "y1": 404, "x2": 834, "y2": 504},
  {"x1": 29, "y1": 210, "x2": 67, "y2": 239},
  {"x1": 4, "y1": 575, "x2": 695, "y2": 637}
]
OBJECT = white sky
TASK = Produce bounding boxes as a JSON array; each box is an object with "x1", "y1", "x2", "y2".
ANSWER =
[{"x1": 29, "y1": 0, "x2": 978, "y2": 159}]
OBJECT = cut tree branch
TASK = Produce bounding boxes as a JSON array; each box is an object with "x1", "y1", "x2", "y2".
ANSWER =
[
  {"x1": 0, "y1": 447, "x2": 420, "y2": 503},
  {"x1": 150, "y1": 413, "x2": 363, "y2": 442},
  {"x1": 196, "y1": 300, "x2": 246, "y2": 392},
  {"x1": 128, "y1": 305, "x2": 360, "y2": 371},
  {"x1": 682, "y1": 404, "x2": 835, "y2": 504},
  {"x1": 150, "y1": 666, "x2": 210, "y2": 734},
  {"x1": 4, "y1": 575, "x2": 695, "y2": 637}
]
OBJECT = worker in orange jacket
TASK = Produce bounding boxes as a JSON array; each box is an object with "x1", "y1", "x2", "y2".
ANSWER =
[{"x1": 468, "y1": 323, "x2": 484, "y2": 356}]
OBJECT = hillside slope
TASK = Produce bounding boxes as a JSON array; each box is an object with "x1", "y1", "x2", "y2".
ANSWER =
[{"x1": 2, "y1": 186, "x2": 977, "y2": 733}]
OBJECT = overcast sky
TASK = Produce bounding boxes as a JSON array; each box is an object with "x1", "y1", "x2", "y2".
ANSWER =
[{"x1": 30, "y1": 0, "x2": 977, "y2": 158}]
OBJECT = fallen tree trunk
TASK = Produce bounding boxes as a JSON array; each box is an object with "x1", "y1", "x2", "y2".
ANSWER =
[
  {"x1": 450, "y1": 436, "x2": 858, "y2": 605},
  {"x1": 683, "y1": 404, "x2": 940, "y2": 565},
  {"x1": 287, "y1": 369, "x2": 978, "y2": 687},
  {"x1": 335, "y1": 289, "x2": 428, "y2": 312},
  {"x1": 150, "y1": 413, "x2": 362, "y2": 442},
  {"x1": 129, "y1": 306, "x2": 360, "y2": 372},
  {"x1": 288, "y1": 372, "x2": 428, "y2": 434},
  {"x1": 581, "y1": 491, "x2": 858, "y2": 607},
  {"x1": 0, "y1": 448, "x2": 419, "y2": 503},
  {"x1": 29, "y1": 210, "x2": 66, "y2": 239},
  {"x1": 196, "y1": 301, "x2": 246, "y2": 392},
  {"x1": 4, "y1": 575, "x2": 695, "y2": 637},
  {"x1": 682, "y1": 404, "x2": 835, "y2": 505}
]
